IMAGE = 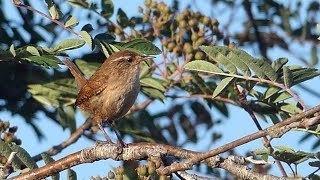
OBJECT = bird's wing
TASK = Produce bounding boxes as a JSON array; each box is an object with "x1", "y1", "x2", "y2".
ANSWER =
[{"x1": 75, "y1": 70, "x2": 109, "y2": 106}]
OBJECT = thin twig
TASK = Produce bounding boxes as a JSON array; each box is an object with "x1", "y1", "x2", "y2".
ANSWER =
[
  {"x1": 12, "y1": 1, "x2": 79, "y2": 36},
  {"x1": 234, "y1": 83, "x2": 287, "y2": 176}
]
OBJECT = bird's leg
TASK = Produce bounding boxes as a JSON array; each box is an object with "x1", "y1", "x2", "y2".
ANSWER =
[
  {"x1": 97, "y1": 122, "x2": 113, "y2": 144},
  {"x1": 106, "y1": 121, "x2": 127, "y2": 148},
  {"x1": 94, "y1": 116, "x2": 113, "y2": 144}
]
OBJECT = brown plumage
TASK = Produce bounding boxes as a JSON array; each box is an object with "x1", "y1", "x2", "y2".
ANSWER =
[{"x1": 64, "y1": 50, "x2": 153, "y2": 146}]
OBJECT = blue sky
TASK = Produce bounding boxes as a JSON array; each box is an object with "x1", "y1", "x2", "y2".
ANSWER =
[{"x1": 1, "y1": 0, "x2": 320, "y2": 179}]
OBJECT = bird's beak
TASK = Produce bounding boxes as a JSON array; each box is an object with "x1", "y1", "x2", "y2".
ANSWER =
[{"x1": 139, "y1": 55, "x2": 155, "y2": 62}]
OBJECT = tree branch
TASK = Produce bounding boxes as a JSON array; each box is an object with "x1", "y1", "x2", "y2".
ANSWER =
[
  {"x1": 157, "y1": 105, "x2": 320, "y2": 174},
  {"x1": 10, "y1": 105, "x2": 320, "y2": 179}
]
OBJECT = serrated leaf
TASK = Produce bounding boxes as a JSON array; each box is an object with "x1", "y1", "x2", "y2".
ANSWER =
[
  {"x1": 184, "y1": 60, "x2": 224, "y2": 74},
  {"x1": 268, "y1": 91, "x2": 292, "y2": 103},
  {"x1": 26, "y1": 46, "x2": 40, "y2": 56},
  {"x1": 41, "y1": 153, "x2": 60, "y2": 180},
  {"x1": 28, "y1": 78, "x2": 77, "y2": 107},
  {"x1": 10, "y1": 44, "x2": 16, "y2": 56},
  {"x1": 79, "y1": 31, "x2": 93, "y2": 50},
  {"x1": 54, "y1": 39, "x2": 85, "y2": 52},
  {"x1": 200, "y1": 46, "x2": 237, "y2": 74},
  {"x1": 264, "y1": 86, "x2": 281, "y2": 99},
  {"x1": 74, "y1": 59, "x2": 99, "y2": 77},
  {"x1": 23, "y1": 55, "x2": 62, "y2": 69},
  {"x1": 10, "y1": 144, "x2": 38, "y2": 170},
  {"x1": 0, "y1": 140, "x2": 24, "y2": 171},
  {"x1": 101, "y1": 0, "x2": 114, "y2": 19},
  {"x1": 279, "y1": 102, "x2": 302, "y2": 115},
  {"x1": 271, "y1": 57, "x2": 288, "y2": 72},
  {"x1": 67, "y1": 169, "x2": 77, "y2": 180},
  {"x1": 200, "y1": 46, "x2": 278, "y2": 81},
  {"x1": 141, "y1": 87, "x2": 165, "y2": 100},
  {"x1": 212, "y1": 77, "x2": 234, "y2": 98},
  {"x1": 283, "y1": 66, "x2": 293, "y2": 88},
  {"x1": 290, "y1": 67, "x2": 320, "y2": 86},
  {"x1": 65, "y1": 15, "x2": 79, "y2": 28},
  {"x1": 114, "y1": 38, "x2": 161, "y2": 55}
]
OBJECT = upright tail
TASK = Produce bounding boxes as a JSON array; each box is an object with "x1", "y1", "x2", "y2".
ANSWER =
[{"x1": 63, "y1": 59, "x2": 87, "y2": 89}]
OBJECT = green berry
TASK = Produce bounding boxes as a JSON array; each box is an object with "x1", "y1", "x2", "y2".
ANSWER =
[
  {"x1": 144, "y1": 0, "x2": 152, "y2": 6},
  {"x1": 188, "y1": 19, "x2": 198, "y2": 27},
  {"x1": 183, "y1": 43, "x2": 193, "y2": 54},
  {"x1": 195, "y1": 51, "x2": 205, "y2": 59},
  {"x1": 202, "y1": 16, "x2": 211, "y2": 26},
  {"x1": 167, "y1": 42, "x2": 175, "y2": 52},
  {"x1": 136, "y1": 166, "x2": 147, "y2": 176},
  {"x1": 178, "y1": 20, "x2": 187, "y2": 29},
  {"x1": 114, "y1": 167, "x2": 125, "y2": 175}
]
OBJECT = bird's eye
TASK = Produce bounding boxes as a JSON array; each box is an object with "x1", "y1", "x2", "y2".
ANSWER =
[{"x1": 127, "y1": 57, "x2": 133, "y2": 62}]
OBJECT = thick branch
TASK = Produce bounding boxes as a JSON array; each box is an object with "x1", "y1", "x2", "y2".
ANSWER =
[{"x1": 158, "y1": 105, "x2": 320, "y2": 174}]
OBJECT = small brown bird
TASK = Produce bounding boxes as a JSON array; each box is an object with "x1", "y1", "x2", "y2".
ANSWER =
[{"x1": 64, "y1": 50, "x2": 153, "y2": 147}]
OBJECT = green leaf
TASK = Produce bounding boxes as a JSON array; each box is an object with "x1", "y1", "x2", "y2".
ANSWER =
[
  {"x1": 28, "y1": 78, "x2": 77, "y2": 107},
  {"x1": 54, "y1": 39, "x2": 85, "y2": 52},
  {"x1": 200, "y1": 46, "x2": 278, "y2": 81},
  {"x1": 290, "y1": 67, "x2": 320, "y2": 86},
  {"x1": 26, "y1": 46, "x2": 40, "y2": 56},
  {"x1": 212, "y1": 77, "x2": 234, "y2": 98},
  {"x1": 101, "y1": 0, "x2": 114, "y2": 19},
  {"x1": 45, "y1": 0, "x2": 63, "y2": 19},
  {"x1": 268, "y1": 91, "x2": 292, "y2": 103},
  {"x1": 65, "y1": 15, "x2": 79, "y2": 28},
  {"x1": 57, "y1": 106, "x2": 76, "y2": 132},
  {"x1": 81, "y1": 24, "x2": 94, "y2": 32},
  {"x1": 0, "y1": 140, "x2": 24, "y2": 171},
  {"x1": 141, "y1": 87, "x2": 165, "y2": 100},
  {"x1": 10, "y1": 44, "x2": 16, "y2": 56},
  {"x1": 67, "y1": 169, "x2": 77, "y2": 180},
  {"x1": 114, "y1": 38, "x2": 161, "y2": 55},
  {"x1": 67, "y1": 0, "x2": 90, "y2": 8},
  {"x1": 271, "y1": 57, "x2": 288, "y2": 72},
  {"x1": 264, "y1": 86, "x2": 281, "y2": 99},
  {"x1": 140, "y1": 77, "x2": 166, "y2": 92},
  {"x1": 41, "y1": 153, "x2": 60, "y2": 180},
  {"x1": 117, "y1": 8, "x2": 129, "y2": 27},
  {"x1": 94, "y1": 39, "x2": 119, "y2": 57},
  {"x1": 279, "y1": 102, "x2": 302, "y2": 115},
  {"x1": 10, "y1": 144, "x2": 38, "y2": 170},
  {"x1": 23, "y1": 55, "x2": 62, "y2": 69},
  {"x1": 200, "y1": 46, "x2": 237, "y2": 74},
  {"x1": 283, "y1": 66, "x2": 293, "y2": 88},
  {"x1": 309, "y1": 161, "x2": 320, "y2": 167},
  {"x1": 74, "y1": 59, "x2": 99, "y2": 77},
  {"x1": 184, "y1": 60, "x2": 224, "y2": 74},
  {"x1": 79, "y1": 31, "x2": 93, "y2": 50},
  {"x1": 311, "y1": 46, "x2": 318, "y2": 67}
]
